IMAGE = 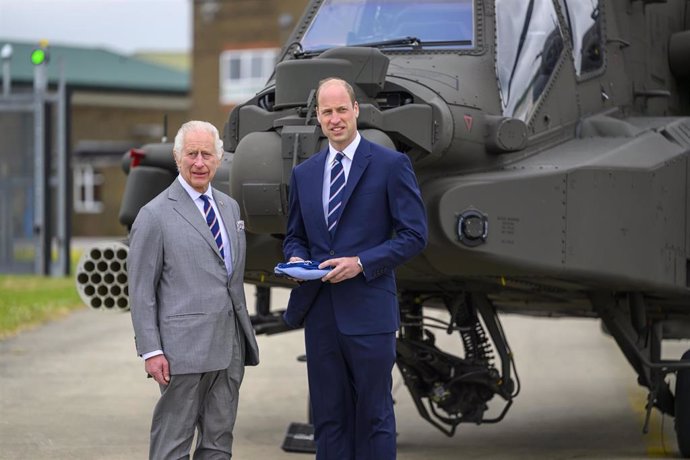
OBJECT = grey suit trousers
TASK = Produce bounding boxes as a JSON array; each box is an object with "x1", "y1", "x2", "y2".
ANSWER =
[{"x1": 149, "y1": 315, "x2": 245, "y2": 460}]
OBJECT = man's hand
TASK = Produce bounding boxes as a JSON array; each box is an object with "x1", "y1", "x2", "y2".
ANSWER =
[
  {"x1": 145, "y1": 354, "x2": 170, "y2": 385},
  {"x1": 285, "y1": 256, "x2": 305, "y2": 282},
  {"x1": 320, "y1": 256, "x2": 363, "y2": 283}
]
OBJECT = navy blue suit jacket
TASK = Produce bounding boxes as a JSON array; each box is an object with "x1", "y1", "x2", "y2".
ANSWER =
[{"x1": 283, "y1": 136, "x2": 427, "y2": 334}]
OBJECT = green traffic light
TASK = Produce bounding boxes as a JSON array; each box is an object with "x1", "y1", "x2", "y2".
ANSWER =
[{"x1": 30, "y1": 48, "x2": 47, "y2": 65}]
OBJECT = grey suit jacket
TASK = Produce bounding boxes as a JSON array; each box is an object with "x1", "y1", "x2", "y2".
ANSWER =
[{"x1": 128, "y1": 178, "x2": 259, "y2": 375}]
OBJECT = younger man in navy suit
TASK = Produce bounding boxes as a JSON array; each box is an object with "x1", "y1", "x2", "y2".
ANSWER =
[{"x1": 283, "y1": 77, "x2": 428, "y2": 459}]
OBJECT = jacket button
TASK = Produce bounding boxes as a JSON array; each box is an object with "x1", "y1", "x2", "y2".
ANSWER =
[{"x1": 329, "y1": 250, "x2": 335, "y2": 255}]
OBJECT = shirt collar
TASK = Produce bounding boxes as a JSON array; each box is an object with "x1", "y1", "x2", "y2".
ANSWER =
[
  {"x1": 177, "y1": 175, "x2": 213, "y2": 202},
  {"x1": 328, "y1": 132, "x2": 361, "y2": 163}
]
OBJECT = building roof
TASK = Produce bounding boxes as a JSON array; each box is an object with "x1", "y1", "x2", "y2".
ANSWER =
[
  {"x1": 134, "y1": 52, "x2": 190, "y2": 72},
  {"x1": 0, "y1": 40, "x2": 188, "y2": 93}
]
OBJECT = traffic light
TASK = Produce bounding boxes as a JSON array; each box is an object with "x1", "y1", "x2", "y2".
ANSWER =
[{"x1": 30, "y1": 39, "x2": 49, "y2": 65}]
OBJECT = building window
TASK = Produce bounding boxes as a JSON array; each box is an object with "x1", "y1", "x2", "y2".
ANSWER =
[
  {"x1": 73, "y1": 163, "x2": 104, "y2": 213},
  {"x1": 220, "y1": 48, "x2": 278, "y2": 105}
]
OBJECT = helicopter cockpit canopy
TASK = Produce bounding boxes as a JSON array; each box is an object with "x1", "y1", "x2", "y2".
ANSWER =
[
  {"x1": 299, "y1": 0, "x2": 475, "y2": 53},
  {"x1": 495, "y1": 0, "x2": 604, "y2": 121},
  {"x1": 495, "y1": 0, "x2": 564, "y2": 121}
]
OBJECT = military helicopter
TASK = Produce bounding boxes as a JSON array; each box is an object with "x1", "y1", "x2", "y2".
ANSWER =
[{"x1": 75, "y1": 0, "x2": 690, "y2": 455}]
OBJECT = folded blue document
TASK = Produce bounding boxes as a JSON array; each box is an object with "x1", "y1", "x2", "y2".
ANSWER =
[{"x1": 274, "y1": 261, "x2": 332, "y2": 280}]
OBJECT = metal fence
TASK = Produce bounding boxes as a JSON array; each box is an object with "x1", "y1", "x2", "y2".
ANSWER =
[{"x1": 0, "y1": 57, "x2": 69, "y2": 276}]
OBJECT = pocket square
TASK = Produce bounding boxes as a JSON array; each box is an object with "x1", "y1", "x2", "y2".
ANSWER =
[
  {"x1": 237, "y1": 220, "x2": 245, "y2": 231},
  {"x1": 274, "y1": 261, "x2": 332, "y2": 280}
]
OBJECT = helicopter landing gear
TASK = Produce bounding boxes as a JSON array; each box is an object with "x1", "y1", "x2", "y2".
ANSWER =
[
  {"x1": 592, "y1": 293, "x2": 690, "y2": 458},
  {"x1": 396, "y1": 292, "x2": 518, "y2": 436},
  {"x1": 676, "y1": 349, "x2": 690, "y2": 458}
]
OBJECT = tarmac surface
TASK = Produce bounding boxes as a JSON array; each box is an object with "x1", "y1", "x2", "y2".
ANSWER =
[{"x1": 1, "y1": 284, "x2": 688, "y2": 459}]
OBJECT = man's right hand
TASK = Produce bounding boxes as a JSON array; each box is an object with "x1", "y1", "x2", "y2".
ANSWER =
[
  {"x1": 286, "y1": 257, "x2": 305, "y2": 282},
  {"x1": 145, "y1": 354, "x2": 170, "y2": 385}
]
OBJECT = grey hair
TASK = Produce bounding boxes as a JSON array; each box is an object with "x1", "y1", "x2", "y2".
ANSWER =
[{"x1": 172, "y1": 120, "x2": 224, "y2": 161}]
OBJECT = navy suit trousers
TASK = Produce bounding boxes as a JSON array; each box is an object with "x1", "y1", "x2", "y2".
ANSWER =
[{"x1": 304, "y1": 286, "x2": 397, "y2": 460}]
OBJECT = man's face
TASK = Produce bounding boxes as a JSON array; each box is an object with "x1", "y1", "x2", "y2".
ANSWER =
[
  {"x1": 316, "y1": 82, "x2": 359, "y2": 152},
  {"x1": 176, "y1": 129, "x2": 220, "y2": 193}
]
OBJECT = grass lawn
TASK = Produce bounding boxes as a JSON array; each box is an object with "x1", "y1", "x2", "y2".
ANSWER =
[
  {"x1": 0, "y1": 253, "x2": 86, "y2": 339},
  {"x1": 0, "y1": 275, "x2": 85, "y2": 339}
]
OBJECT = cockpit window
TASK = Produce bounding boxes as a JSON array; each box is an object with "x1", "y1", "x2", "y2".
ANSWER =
[
  {"x1": 300, "y1": 0, "x2": 474, "y2": 52},
  {"x1": 560, "y1": 0, "x2": 604, "y2": 77},
  {"x1": 495, "y1": 0, "x2": 564, "y2": 121}
]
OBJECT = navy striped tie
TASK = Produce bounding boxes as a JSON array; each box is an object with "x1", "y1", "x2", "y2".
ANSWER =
[
  {"x1": 327, "y1": 152, "x2": 345, "y2": 236},
  {"x1": 200, "y1": 195, "x2": 225, "y2": 259}
]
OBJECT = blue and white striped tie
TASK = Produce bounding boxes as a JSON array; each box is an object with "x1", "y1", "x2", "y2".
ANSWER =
[
  {"x1": 200, "y1": 195, "x2": 225, "y2": 259},
  {"x1": 327, "y1": 152, "x2": 345, "y2": 236}
]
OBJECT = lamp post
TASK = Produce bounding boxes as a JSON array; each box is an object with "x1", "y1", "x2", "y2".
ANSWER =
[{"x1": 33, "y1": 40, "x2": 49, "y2": 274}]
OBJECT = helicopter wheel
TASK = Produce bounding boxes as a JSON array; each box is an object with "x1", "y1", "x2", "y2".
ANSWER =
[{"x1": 676, "y1": 349, "x2": 690, "y2": 458}]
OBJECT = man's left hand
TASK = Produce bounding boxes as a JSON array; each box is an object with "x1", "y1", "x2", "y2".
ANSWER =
[{"x1": 319, "y1": 257, "x2": 362, "y2": 283}]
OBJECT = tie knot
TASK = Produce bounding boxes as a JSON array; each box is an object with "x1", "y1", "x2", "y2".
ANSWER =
[
  {"x1": 334, "y1": 152, "x2": 344, "y2": 164},
  {"x1": 200, "y1": 194, "x2": 210, "y2": 205}
]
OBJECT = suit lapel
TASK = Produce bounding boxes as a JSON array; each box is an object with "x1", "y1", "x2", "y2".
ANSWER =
[
  {"x1": 335, "y1": 138, "x2": 372, "y2": 233},
  {"x1": 302, "y1": 149, "x2": 330, "y2": 236},
  {"x1": 214, "y1": 188, "x2": 239, "y2": 271},
  {"x1": 168, "y1": 180, "x2": 223, "y2": 260}
]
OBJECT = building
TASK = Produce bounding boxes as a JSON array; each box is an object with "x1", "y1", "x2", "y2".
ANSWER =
[
  {"x1": 190, "y1": 0, "x2": 309, "y2": 129},
  {"x1": 0, "y1": 40, "x2": 190, "y2": 240},
  {"x1": 1, "y1": 0, "x2": 312, "y2": 254}
]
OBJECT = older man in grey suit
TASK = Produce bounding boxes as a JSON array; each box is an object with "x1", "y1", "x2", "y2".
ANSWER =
[{"x1": 128, "y1": 120, "x2": 259, "y2": 459}]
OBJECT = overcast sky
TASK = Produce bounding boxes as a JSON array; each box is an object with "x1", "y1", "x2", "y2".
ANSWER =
[{"x1": 0, "y1": 0, "x2": 191, "y2": 54}]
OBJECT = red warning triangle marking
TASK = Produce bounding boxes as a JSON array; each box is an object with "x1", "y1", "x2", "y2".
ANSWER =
[{"x1": 464, "y1": 115, "x2": 473, "y2": 132}]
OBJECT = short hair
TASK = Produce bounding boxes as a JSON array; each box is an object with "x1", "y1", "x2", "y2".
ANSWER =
[
  {"x1": 172, "y1": 120, "x2": 224, "y2": 161},
  {"x1": 315, "y1": 77, "x2": 356, "y2": 106}
]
